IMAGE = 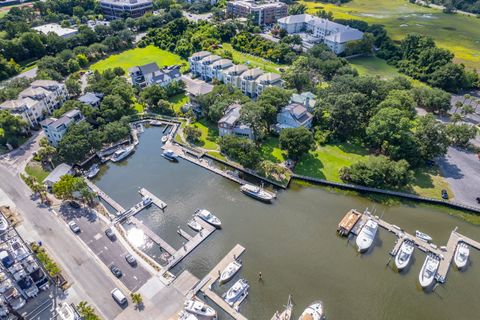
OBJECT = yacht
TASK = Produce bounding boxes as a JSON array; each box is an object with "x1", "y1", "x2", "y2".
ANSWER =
[
  {"x1": 454, "y1": 242, "x2": 470, "y2": 269},
  {"x1": 161, "y1": 135, "x2": 168, "y2": 143},
  {"x1": 271, "y1": 295, "x2": 293, "y2": 320},
  {"x1": 298, "y1": 301, "x2": 324, "y2": 320},
  {"x1": 162, "y1": 149, "x2": 179, "y2": 161},
  {"x1": 394, "y1": 240, "x2": 414, "y2": 271},
  {"x1": 195, "y1": 209, "x2": 221, "y2": 228},
  {"x1": 111, "y1": 146, "x2": 134, "y2": 162},
  {"x1": 224, "y1": 279, "x2": 249, "y2": 306},
  {"x1": 187, "y1": 219, "x2": 202, "y2": 232},
  {"x1": 418, "y1": 254, "x2": 440, "y2": 288},
  {"x1": 415, "y1": 230, "x2": 433, "y2": 242},
  {"x1": 220, "y1": 260, "x2": 242, "y2": 284},
  {"x1": 240, "y1": 184, "x2": 276, "y2": 203},
  {"x1": 86, "y1": 164, "x2": 100, "y2": 179},
  {"x1": 0, "y1": 215, "x2": 8, "y2": 233},
  {"x1": 355, "y1": 219, "x2": 378, "y2": 253},
  {"x1": 184, "y1": 300, "x2": 217, "y2": 319}
]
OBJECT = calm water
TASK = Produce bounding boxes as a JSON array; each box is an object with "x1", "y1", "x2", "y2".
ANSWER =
[{"x1": 94, "y1": 127, "x2": 480, "y2": 319}]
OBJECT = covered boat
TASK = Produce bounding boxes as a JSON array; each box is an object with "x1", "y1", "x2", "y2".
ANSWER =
[
  {"x1": 184, "y1": 300, "x2": 217, "y2": 319},
  {"x1": 240, "y1": 184, "x2": 276, "y2": 203},
  {"x1": 220, "y1": 260, "x2": 242, "y2": 284},
  {"x1": 86, "y1": 164, "x2": 100, "y2": 179},
  {"x1": 195, "y1": 209, "x2": 221, "y2": 228},
  {"x1": 355, "y1": 219, "x2": 378, "y2": 253},
  {"x1": 162, "y1": 149, "x2": 179, "y2": 161},
  {"x1": 415, "y1": 230, "x2": 433, "y2": 242},
  {"x1": 298, "y1": 301, "x2": 324, "y2": 320},
  {"x1": 418, "y1": 254, "x2": 440, "y2": 288},
  {"x1": 224, "y1": 279, "x2": 249, "y2": 306},
  {"x1": 111, "y1": 146, "x2": 134, "y2": 162},
  {"x1": 395, "y1": 240, "x2": 415, "y2": 271},
  {"x1": 454, "y1": 242, "x2": 470, "y2": 269}
]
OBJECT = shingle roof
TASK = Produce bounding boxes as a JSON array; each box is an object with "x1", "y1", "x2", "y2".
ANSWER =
[
  {"x1": 218, "y1": 104, "x2": 242, "y2": 126},
  {"x1": 43, "y1": 163, "x2": 72, "y2": 184},
  {"x1": 138, "y1": 62, "x2": 160, "y2": 76},
  {"x1": 78, "y1": 92, "x2": 101, "y2": 105}
]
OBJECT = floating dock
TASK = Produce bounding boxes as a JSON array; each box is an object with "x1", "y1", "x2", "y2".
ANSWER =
[
  {"x1": 337, "y1": 209, "x2": 362, "y2": 236},
  {"x1": 85, "y1": 179, "x2": 126, "y2": 213},
  {"x1": 129, "y1": 216, "x2": 177, "y2": 256},
  {"x1": 177, "y1": 228, "x2": 193, "y2": 241},
  {"x1": 139, "y1": 187, "x2": 167, "y2": 210}
]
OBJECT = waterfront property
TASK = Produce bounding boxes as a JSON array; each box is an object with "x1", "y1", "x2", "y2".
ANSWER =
[
  {"x1": 129, "y1": 63, "x2": 181, "y2": 88},
  {"x1": 100, "y1": 0, "x2": 153, "y2": 19},
  {"x1": 41, "y1": 109, "x2": 84, "y2": 147},
  {"x1": 275, "y1": 103, "x2": 313, "y2": 132},
  {"x1": 43, "y1": 163, "x2": 73, "y2": 188},
  {"x1": 77, "y1": 92, "x2": 103, "y2": 108},
  {"x1": 218, "y1": 104, "x2": 254, "y2": 140},
  {"x1": 226, "y1": 0, "x2": 288, "y2": 25}
]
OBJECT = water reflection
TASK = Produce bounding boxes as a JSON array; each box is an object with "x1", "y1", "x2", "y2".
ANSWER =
[{"x1": 126, "y1": 227, "x2": 146, "y2": 248}]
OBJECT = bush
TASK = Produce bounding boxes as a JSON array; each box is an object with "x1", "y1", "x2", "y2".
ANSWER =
[
  {"x1": 184, "y1": 125, "x2": 202, "y2": 142},
  {"x1": 219, "y1": 135, "x2": 260, "y2": 168}
]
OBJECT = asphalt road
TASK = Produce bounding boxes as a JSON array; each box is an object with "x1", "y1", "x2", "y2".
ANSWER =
[
  {"x1": 0, "y1": 165, "x2": 124, "y2": 320},
  {"x1": 58, "y1": 204, "x2": 151, "y2": 292}
]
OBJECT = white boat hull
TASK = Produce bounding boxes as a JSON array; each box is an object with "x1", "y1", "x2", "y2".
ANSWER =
[
  {"x1": 184, "y1": 300, "x2": 217, "y2": 319},
  {"x1": 356, "y1": 219, "x2": 378, "y2": 253},
  {"x1": 224, "y1": 279, "x2": 249, "y2": 306},
  {"x1": 394, "y1": 241, "x2": 414, "y2": 271},
  {"x1": 195, "y1": 209, "x2": 221, "y2": 228},
  {"x1": 220, "y1": 261, "x2": 242, "y2": 284},
  {"x1": 419, "y1": 255, "x2": 439, "y2": 288},
  {"x1": 454, "y1": 243, "x2": 470, "y2": 269},
  {"x1": 298, "y1": 301, "x2": 324, "y2": 320}
]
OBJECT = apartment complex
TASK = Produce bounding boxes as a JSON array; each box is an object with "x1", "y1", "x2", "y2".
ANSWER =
[
  {"x1": 100, "y1": 0, "x2": 153, "y2": 19},
  {"x1": 129, "y1": 62, "x2": 181, "y2": 88},
  {"x1": 226, "y1": 0, "x2": 288, "y2": 25},
  {"x1": 277, "y1": 14, "x2": 364, "y2": 54},
  {"x1": 189, "y1": 51, "x2": 283, "y2": 98},
  {"x1": 0, "y1": 80, "x2": 68, "y2": 127},
  {"x1": 41, "y1": 109, "x2": 84, "y2": 147}
]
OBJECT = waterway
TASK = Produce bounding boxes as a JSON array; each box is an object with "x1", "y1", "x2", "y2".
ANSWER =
[{"x1": 93, "y1": 127, "x2": 480, "y2": 319}]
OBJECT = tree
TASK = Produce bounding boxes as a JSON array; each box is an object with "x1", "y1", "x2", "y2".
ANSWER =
[
  {"x1": 184, "y1": 125, "x2": 202, "y2": 142},
  {"x1": 240, "y1": 102, "x2": 267, "y2": 141},
  {"x1": 340, "y1": 155, "x2": 413, "y2": 188},
  {"x1": 411, "y1": 86, "x2": 451, "y2": 114},
  {"x1": 140, "y1": 84, "x2": 166, "y2": 107},
  {"x1": 37, "y1": 138, "x2": 57, "y2": 168},
  {"x1": 288, "y1": 3, "x2": 307, "y2": 15},
  {"x1": 58, "y1": 122, "x2": 102, "y2": 164},
  {"x1": 378, "y1": 89, "x2": 416, "y2": 118},
  {"x1": 219, "y1": 135, "x2": 260, "y2": 168},
  {"x1": 461, "y1": 104, "x2": 475, "y2": 117},
  {"x1": 279, "y1": 127, "x2": 315, "y2": 160},
  {"x1": 66, "y1": 77, "x2": 81, "y2": 97},
  {"x1": 77, "y1": 301, "x2": 100, "y2": 320},
  {"x1": 414, "y1": 115, "x2": 449, "y2": 161},
  {"x1": 0, "y1": 110, "x2": 28, "y2": 148},
  {"x1": 257, "y1": 87, "x2": 293, "y2": 125},
  {"x1": 0, "y1": 54, "x2": 20, "y2": 80},
  {"x1": 52, "y1": 175, "x2": 87, "y2": 200},
  {"x1": 445, "y1": 123, "x2": 476, "y2": 148},
  {"x1": 131, "y1": 292, "x2": 143, "y2": 309},
  {"x1": 101, "y1": 120, "x2": 130, "y2": 144}
]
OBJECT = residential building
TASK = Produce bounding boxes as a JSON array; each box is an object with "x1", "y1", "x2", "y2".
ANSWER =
[
  {"x1": 43, "y1": 163, "x2": 73, "y2": 188},
  {"x1": 240, "y1": 68, "x2": 264, "y2": 97},
  {"x1": 218, "y1": 104, "x2": 254, "y2": 139},
  {"x1": 0, "y1": 80, "x2": 67, "y2": 127},
  {"x1": 184, "y1": 79, "x2": 214, "y2": 108},
  {"x1": 188, "y1": 51, "x2": 211, "y2": 77},
  {"x1": 129, "y1": 63, "x2": 181, "y2": 88},
  {"x1": 255, "y1": 72, "x2": 283, "y2": 96},
  {"x1": 41, "y1": 109, "x2": 84, "y2": 147},
  {"x1": 221, "y1": 64, "x2": 249, "y2": 88},
  {"x1": 78, "y1": 92, "x2": 103, "y2": 108},
  {"x1": 209, "y1": 59, "x2": 234, "y2": 82},
  {"x1": 227, "y1": 0, "x2": 288, "y2": 25},
  {"x1": 198, "y1": 55, "x2": 221, "y2": 80},
  {"x1": 32, "y1": 23, "x2": 78, "y2": 38},
  {"x1": 100, "y1": 0, "x2": 153, "y2": 19},
  {"x1": 290, "y1": 91, "x2": 317, "y2": 111},
  {"x1": 277, "y1": 14, "x2": 364, "y2": 54},
  {"x1": 276, "y1": 103, "x2": 313, "y2": 132}
]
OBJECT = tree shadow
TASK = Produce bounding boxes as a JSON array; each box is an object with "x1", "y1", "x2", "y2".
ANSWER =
[
  {"x1": 337, "y1": 141, "x2": 369, "y2": 156},
  {"x1": 294, "y1": 152, "x2": 326, "y2": 179},
  {"x1": 436, "y1": 156, "x2": 464, "y2": 180}
]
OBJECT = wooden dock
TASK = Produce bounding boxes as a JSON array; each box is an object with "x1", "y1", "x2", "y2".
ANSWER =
[
  {"x1": 139, "y1": 188, "x2": 167, "y2": 210},
  {"x1": 115, "y1": 200, "x2": 150, "y2": 222},
  {"x1": 177, "y1": 228, "x2": 193, "y2": 241},
  {"x1": 337, "y1": 209, "x2": 362, "y2": 236},
  {"x1": 130, "y1": 216, "x2": 176, "y2": 256},
  {"x1": 85, "y1": 179, "x2": 126, "y2": 213}
]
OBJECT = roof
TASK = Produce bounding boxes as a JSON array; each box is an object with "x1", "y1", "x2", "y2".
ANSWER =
[
  {"x1": 19, "y1": 87, "x2": 49, "y2": 99},
  {"x1": 218, "y1": 104, "x2": 242, "y2": 126},
  {"x1": 100, "y1": 0, "x2": 152, "y2": 5},
  {"x1": 41, "y1": 109, "x2": 82, "y2": 129},
  {"x1": 186, "y1": 82, "x2": 214, "y2": 96},
  {"x1": 43, "y1": 164, "x2": 72, "y2": 184},
  {"x1": 202, "y1": 55, "x2": 221, "y2": 64},
  {"x1": 282, "y1": 103, "x2": 312, "y2": 124},
  {"x1": 241, "y1": 68, "x2": 264, "y2": 79},
  {"x1": 256, "y1": 72, "x2": 281, "y2": 84},
  {"x1": 225, "y1": 64, "x2": 248, "y2": 75},
  {"x1": 0, "y1": 99, "x2": 25, "y2": 110},
  {"x1": 78, "y1": 92, "x2": 101, "y2": 105},
  {"x1": 30, "y1": 80, "x2": 61, "y2": 88},
  {"x1": 191, "y1": 51, "x2": 211, "y2": 59},
  {"x1": 277, "y1": 14, "x2": 313, "y2": 25},
  {"x1": 135, "y1": 62, "x2": 160, "y2": 76},
  {"x1": 32, "y1": 23, "x2": 78, "y2": 37},
  {"x1": 291, "y1": 92, "x2": 316, "y2": 105},
  {"x1": 211, "y1": 59, "x2": 232, "y2": 68},
  {"x1": 325, "y1": 29, "x2": 364, "y2": 43}
]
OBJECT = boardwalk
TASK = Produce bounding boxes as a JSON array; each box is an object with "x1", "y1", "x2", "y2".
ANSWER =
[
  {"x1": 177, "y1": 228, "x2": 193, "y2": 241},
  {"x1": 130, "y1": 216, "x2": 176, "y2": 256},
  {"x1": 116, "y1": 200, "x2": 150, "y2": 222},
  {"x1": 139, "y1": 188, "x2": 167, "y2": 209},
  {"x1": 85, "y1": 179, "x2": 125, "y2": 213}
]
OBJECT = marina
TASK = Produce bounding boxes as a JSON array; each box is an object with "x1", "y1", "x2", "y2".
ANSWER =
[
  {"x1": 139, "y1": 187, "x2": 167, "y2": 210},
  {"x1": 85, "y1": 179, "x2": 126, "y2": 213}
]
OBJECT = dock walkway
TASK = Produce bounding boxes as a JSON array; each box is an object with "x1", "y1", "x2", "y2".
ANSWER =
[
  {"x1": 130, "y1": 216, "x2": 176, "y2": 256},
  {"x1": 85, "y1": 179, "x2": 125, "y2": 213},
  {"x1": 139, "y1": 188, "x2": 167, "y2": 210}
]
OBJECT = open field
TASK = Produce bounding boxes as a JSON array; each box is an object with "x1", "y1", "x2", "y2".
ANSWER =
[
  {"x1": 169, "y1": 93, "x2": 189, "y2": 114},
  {"x1": 91, "y1": 46, "x2": 187, "y2": 73},
  {"x1": 348, "y1": 56, "x2": 401, "y2": 79},
  {"x1": 191, "y1": 119, "x2": 220, "y2": 150},
  {"x1": 25, "y1": 161, "x2": 50, "y2": 182},
  {"x1": 215, "y1": 43, "x2": 286, "y2": 74},
  {"x1": 300, "y1": 0, "x2": 480, "y2": 69},
  {"x1": 259, "y1": 136, "x2": 286, "y2": 163}
]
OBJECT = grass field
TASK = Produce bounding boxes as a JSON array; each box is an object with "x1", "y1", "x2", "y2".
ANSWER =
[
  {"x1": 91, "y1": 46, "x2": 187, "y2": 73},
  {"x1": 215, "y1": 43, "x2": 286, "y2": 74},
  {"x1": 348, "y1": 56, "x2": 402, "y2": 79},
  {"x1": 25, "y1": 161, "x2": 50, "y2": 182},
  {"x1": 259, "y1": 137, "x2": 286, "y2": 163},
  {"x1": 169, "y1": 93, "x2": 189, "y2": 114},
  {"x1": 191, "y1": 119, "x2": 220, "y2": 150},
  {"x1": 300, "y1": 0, "x2": 480, "y2": 69}
]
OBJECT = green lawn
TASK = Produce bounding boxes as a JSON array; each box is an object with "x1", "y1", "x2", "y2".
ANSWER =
[
  {"x1": 25, "y1": 161, "x2": 50, "y2": 182},
  {"x1": 91, "y1": 46, "x2": 187, "y2": 73},
  {"x1": 348, "y1": 56, "x2": 401, "y2": 79},
  {"x1": 215, "y1": 43, "x2": 286, "y2": 74},
  {"x1": 134, "y1": 102, "x2": 144, "y2": 113},
  {"x1": 191, "y1": 119, "x2": 220, "y2": 150},
  {"x1": 407, "y1": 166, "x2": 453, "y2": 200},
  {"x1": 169, "y1": 93, "x2": 189, "y2": 114},
  {"x1": 301, "y1": 0, "x2": 480, "y2": 69},
  {"x1": 259, "y1": 136, "x2": 286, "y2": 163}
]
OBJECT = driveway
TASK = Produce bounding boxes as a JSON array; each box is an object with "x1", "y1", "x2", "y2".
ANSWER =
[
  {"x1": 437, "y1": 147, "x2": 480, "y2": 208},
  {"x1": 0, "y1": 131, "x2": 44, "y2": 173},
  {"x1": 58, "y1": 204, "x2": 151, "y2": 292}
]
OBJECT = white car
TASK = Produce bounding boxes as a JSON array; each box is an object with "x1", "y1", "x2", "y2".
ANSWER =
[{"x1": 68, "y1": 221, "x2": 80, "y2": 233}]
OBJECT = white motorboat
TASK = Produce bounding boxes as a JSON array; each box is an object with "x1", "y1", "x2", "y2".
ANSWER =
[
  {"x1": 142, "y1": 196, "x2": 152, "y2": 206},
  {"x1": 240, "y1": 184, "x2": 276, "y2": 203},
  {"x1": 0, "y1": 215, "x2": 8, "y2": 233},
  {"x1": 415, "y1": 230, "x2": 433, "y2": 242},
  {"x1": 187, "y1": 219, "x2": 202, "y2": 232},
  {"x1": 220, "y1": 260, "x2": 242, "y2": 284},
  {"x1": 195, "y1": 209, "x2": 221, "y2": 228},
  {"x1": 454, "y1": 242, "x2": 470, "y2": 269},
  {"x1": 111, "y1": 146, "x2": 134, "y2": 162},
  {"x1": 162, "y1": 149, "x2": 179, "y2": 161},
  {"x1": 224, "y1": 279, "x2": 249, "y2": 306},
  {"x1": 298, "y1": 301, "x2": 324, "y2": 320},
  {"x1": 184, "y1": 299, "x2": 217, "y2": 319},
  {"x1": 418, "y1": 254, "x2": 440, "y2": 288},
  {"x1": 150, "y1": 120, "x2": 162, "y2": 126},
  {"x1": 355, "y1": 219, "x2": 378, "y2": 253},
  {"x1": 86, "y1": 164, "x2": 100, "y2": 179},
  {"x1": 271, "y1": 295, "x2": 293, "y2": 320},
  {"x1": 394, "y1": 240, "x2": 414, "y2": 271},
  {"x1": 161, "y1": 136, "x2": 168, "y2": 143}
]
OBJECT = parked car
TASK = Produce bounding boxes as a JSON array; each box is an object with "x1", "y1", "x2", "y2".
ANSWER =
[
  {"x1": 111, "y1": 288, "x2": 127, "y2": 305},
  {"x1": 69, "y1": 201, "x2": 81, "y2": 209},
  {"x1": 68, "y1": 221, "x2": 80, "y2": 233},
  {"x1": 125, "y1": 254, "x2": 137, "y2": 266},
  {"x1": 441, "y1": 189, "x2": 449, "y2": 200},
  {"x1": 105, "y1": 228, "x2": 116, "y2": 241},
  {"x1": 110, "y1": 265, "x2": 123, "y2": 278}
]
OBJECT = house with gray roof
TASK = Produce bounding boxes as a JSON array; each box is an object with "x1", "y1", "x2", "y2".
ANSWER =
[
  {"x1": 218, "y1": 104, "x2": 254, "y2": 140},
  {"x1": 43, "y1": 163, "x2": 73, "y2": 188},
  {"x1": 78, "y1": 92, "x2": 103, "y2": 108},
  {"x1": 41, "y1": 109, "x2": 84, "y2": 147},
  {"x1": 255, "y1": 72, "x2": 283, "y2": 97},
  {"x1": 290, "y1": 92, "x2": 317, "y2": 111},
  {"x1": 276, "y1": 103, "x2": 313, "y2": 132},
  {"x1": 129, "y1": 62, "x2": 181, "y2": 88}
]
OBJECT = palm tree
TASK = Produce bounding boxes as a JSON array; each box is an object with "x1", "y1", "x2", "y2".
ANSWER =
[
  {"x1": 451, "y1": 113, "x2": 463, "y2": 123},
  {"x1": 454, "y1": 101, "x2": 463, "y2": 113},
  {"x1": 77, "y1": 301, "x2": 100, "y2": 320},
  {"x1": 474, "y1": 99, "x2": 480, "y2": 114},
  {"x1": 131, "y1": 292, "x2": 143, "y2": 309},
  {"x1": 80, "y1": 187, "x2": 96, "y2": 207},
  {"x1": 461, "y1": 104, "x2": 475, "y2": 116},
  {"x1": 462, "y1": 94, "x2": 471, "y2": 104}
]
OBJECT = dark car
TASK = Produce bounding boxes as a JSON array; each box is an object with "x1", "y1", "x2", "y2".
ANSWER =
[
  {"x1": 441, "y1": 189, "x2": 449, "y2": 200},
  {"x1": 105, "y1": 228, "x2": 116, "y2": 241},
  {"x1": 110, "y1": 265, "x2": 123, "y2": 278},
  {"x1": 69, "y1": 201, "x2": 81, "y2": 209},
  {"x1": 125, "y1": 254, "x2": 137, "y2": 266}
]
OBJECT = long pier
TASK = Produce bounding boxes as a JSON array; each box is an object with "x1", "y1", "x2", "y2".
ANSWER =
[
  {"x1": 138, "y1": 188, "x2": 167, "y2": 209},
  {"x1": 85, "y1": 179, "x2": 125, "y2": 213},
  {"x1": 130, "y1": 216, "x2": 177, "y2": 256}
]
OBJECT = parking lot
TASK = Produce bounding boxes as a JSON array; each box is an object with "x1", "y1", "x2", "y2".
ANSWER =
[{"x1": 58, "y1": 203, "x2": 151, "y2": 292}]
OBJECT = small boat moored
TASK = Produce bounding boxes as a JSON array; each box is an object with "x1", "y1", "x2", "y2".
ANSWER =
[
  {"x1": 415, "y1": 230, "x2": 433, "y2": 243},
  {"x1": 224, "y1": 279, "x2": 249, "y2": 307},
  {"x1": 298, "y1": 301, "x2": 324, "y2": 320},
  {"x1": 187, "y1": 219, "x2": 202, "y2": 232},
  {"x1": 195, "y1": 209, "x2": 221, "y2": 228},
  {"x1": 240, "y1": 184, "x2": 276, "y2": 203},
  {"x1": 111, "y1": 146, "x2": 135, "y2": 163},
  {"x1": 394, "y1": 240, "x2": 414, "y2": 271},
  {"x1": 418, "y1": 254, "x2": 440, "y2": 289},
  {"x1": 86, "y1": 164, "x2": 100, "y2": 179},
  {"x1": 184, "y1": 299, "x2": 217, "y2": 319},
  {"x1": 142, "y1": 196, "x2": 153, "y2": 206},
  {"x1": 161, "y1": 135, "x2": 168, "y2": 143},
  {"x1": 162, "y1": 149, "x2": 179, "y2": 161},
  {"x1": 454, "y1": 242, "x2": 470, "y2": 269},
  {"x1": 271, "y1": 295, "x2": 293, "y2": 320},
  {"x1": 355, "y1": 218, "x2": 378, "y2": 253},
  {"x1": 220, "y1": 260, "x2": 242, "y2": 284}
]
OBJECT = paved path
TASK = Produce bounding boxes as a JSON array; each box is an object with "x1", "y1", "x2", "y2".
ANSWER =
[{"x1": 0, "y1": 131, "x2": 44, "y2": 174}]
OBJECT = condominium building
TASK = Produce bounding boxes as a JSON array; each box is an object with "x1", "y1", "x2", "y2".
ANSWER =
[
  {"x1": 221, "y1": 64, "x2": 249, "y2": 88},
  {"x1": 41, "y1": 109, "x2": 84, "y2": 147},
  {"x1": 0, "y1": 80, "x2": 68, "y2": 127},
  {"x1": 227, "y1": 0, "x2": 288, "y2": 25},
  {"x1": 208, "y1": 59, "x2": 233, "y2": 82},
  {"x1": 240, "y1": 68, "x2": 264, "y2": 97},
  {"x1": 32, "y1": 23, "x2": 78, "y2": 38},
  {"x1": 100, "y1": 0, "x2": 153, "y2": 19},
  {"x1": 255, "y1": 72, "x2": 282, "y2": 96},
  {"x1": 188, "y1": 51, "x2": 212, "y2": 76}
]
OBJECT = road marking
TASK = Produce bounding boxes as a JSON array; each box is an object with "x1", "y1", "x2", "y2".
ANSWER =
[{"x1": 94, "y1": 233, "x2": 102, "y2": 240}]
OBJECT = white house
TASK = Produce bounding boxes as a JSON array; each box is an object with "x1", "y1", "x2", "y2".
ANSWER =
[
  {"x1": 43, "y1": 163, "x2": 73, "y2": 188},
  {"x1": 276, "y1": 103, "x2": 313, "y2": 132},
  {"x1": 198, "y1": 55, "x2": 221, "y2": 80},
  {"x1": 218, "y1": 104, "x2": 254, "y2": 139},
  {"x1": 255, "y1": 72, "x2": 283, "y2": 97},
  {"x1": 32, "y1": 23, "x2": 78, "y2": 38},
  {"x1": 277, "y1": 14, "x2": 363, "y2": 54},
  {"x1": 221, "y1": 64, "x2": 249, "y2": 88},
  {"x1": 188, "y1": 51, "x2": 211, "y2": 77},
  {"x1": 129, "y1": 62, "x2": 181, "y2": 88},
  {"x1": 209, "y1": 59, "x2": 233, "y2": 82},
  {"x1": 41, "y1": 109, "x2": 84, "y2": 147}
]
